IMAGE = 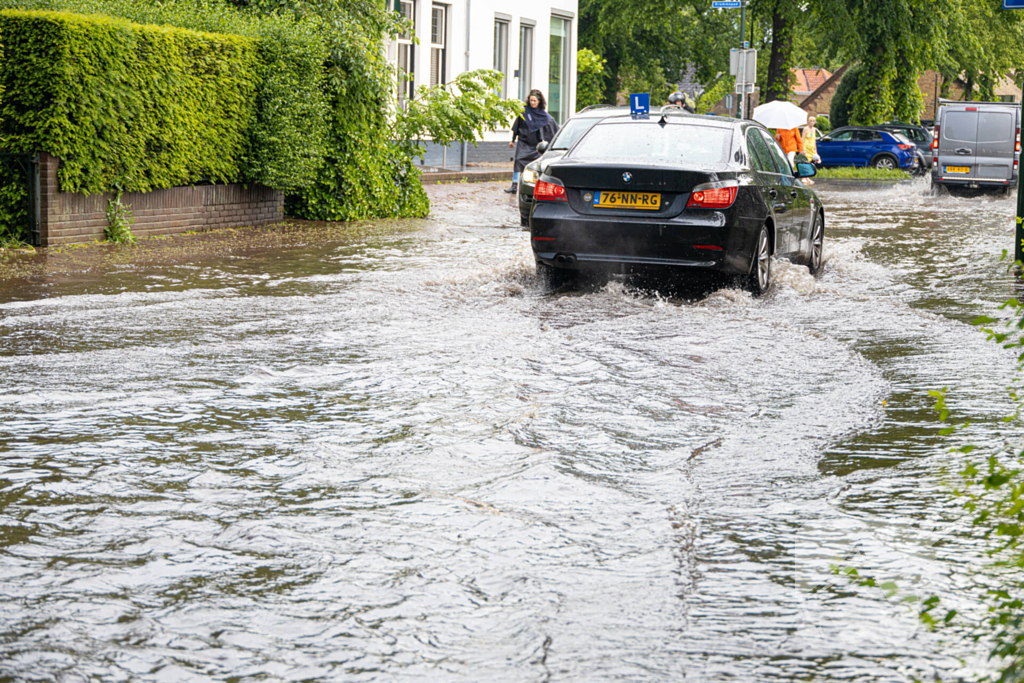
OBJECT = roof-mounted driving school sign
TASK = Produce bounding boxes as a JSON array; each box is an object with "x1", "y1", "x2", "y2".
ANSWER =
[{"x1": 630, "y1": 93, "x2": 650, "y2": 120}]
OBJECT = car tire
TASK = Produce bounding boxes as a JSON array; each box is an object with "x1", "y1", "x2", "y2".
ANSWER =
[
  {"x1": 872, "y1": 155, "x2": 898, "y2": 171},
  {"x1": 536, "y1": 260, "x2": 578, "y2": 288},
  {"x1": 746, "y1": 225, "x2": 772, "y2": 297},
  {"x1": 807, "y1": 212, "x2": 824, "y2": 275}
]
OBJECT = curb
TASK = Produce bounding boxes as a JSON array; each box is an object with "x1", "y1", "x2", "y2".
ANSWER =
[
  {"x1": 811, "y1": 177, "x2": 915, "y2": 189},
  {"x1": 419, "y1": 170, "x2": 512, "y2": 185}
]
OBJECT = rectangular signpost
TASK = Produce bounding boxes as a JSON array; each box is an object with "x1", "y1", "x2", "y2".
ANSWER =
[
  {"x1": 716, "y1": 0, "x2": 749, "y2": 118},
  {"x1": 1005, "y1": 0, "x2": 1024, "y2": 8}
]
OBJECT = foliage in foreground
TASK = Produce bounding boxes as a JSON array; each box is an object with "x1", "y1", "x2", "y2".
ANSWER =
[
  {"x1": 838, "y1": 255, "x2": 1024, "y2": 681},
  {"x1": 814, "y1": 166, "x2": 910, "y2": 180}
]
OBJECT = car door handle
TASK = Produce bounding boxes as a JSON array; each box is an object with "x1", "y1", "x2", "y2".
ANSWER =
[
  {"x1": 956, "y1": 148, "x2": 972, "y2": 155},
  {"x1": 790, "y1": 190, "x2": 798, "y2": 198},
  {"x1": 768, "y1": 188, "x2": 777, "y2": 198}
]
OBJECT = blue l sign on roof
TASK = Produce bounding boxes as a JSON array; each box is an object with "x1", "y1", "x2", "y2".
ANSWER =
[
  {"x1": 712, "y1": 1, "x2": 742, "y2": 7},
  {"x1": 1005, "y1": 0, "x2": 1024, "y2": 7},
  {"x1": 630, "y1": 93, "x2": 650, "y2": 120}
]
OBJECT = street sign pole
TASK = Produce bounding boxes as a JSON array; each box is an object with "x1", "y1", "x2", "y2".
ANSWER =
[
  {"x1": 738, "y1": 2, "x2": 745, "y2": 119},
  {"x1": 1004, "y1": 0, "x2": 1023, "y2": 269}
]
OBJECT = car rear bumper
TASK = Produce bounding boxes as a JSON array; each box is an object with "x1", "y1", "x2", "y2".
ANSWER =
[
  {"x1": 530, "y1": 203, "x2": 759, "y2": 275},
  {"x1": 931, "y1": 174, "x2": 1016, "y2": 188}
]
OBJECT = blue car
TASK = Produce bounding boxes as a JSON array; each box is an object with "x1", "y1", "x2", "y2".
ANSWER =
[{"x1": 816, "y1": 126, "x2": 919, "y2": 171}]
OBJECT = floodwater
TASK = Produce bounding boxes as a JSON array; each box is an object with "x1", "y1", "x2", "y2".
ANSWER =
[{"x1": 0, "y1": 180, "x2": 1020, "y2": 681}]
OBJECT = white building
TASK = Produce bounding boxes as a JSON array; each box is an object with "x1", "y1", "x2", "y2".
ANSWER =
[{"x1": 387, "y1": 0, "x2": 579, "y2": 163}]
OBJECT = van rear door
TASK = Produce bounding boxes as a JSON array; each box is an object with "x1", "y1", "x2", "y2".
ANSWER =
[
  {"x1": 938, "y1": 109, "x2": 978, "y2": 178},
  {"x1": 975, "y1": 108, "x2": 1015, "y2": 181}
]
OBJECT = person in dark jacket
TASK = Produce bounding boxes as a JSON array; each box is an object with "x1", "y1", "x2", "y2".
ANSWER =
[{"x1": 506, "y1": 90, "x2": 559, "y2": 193}]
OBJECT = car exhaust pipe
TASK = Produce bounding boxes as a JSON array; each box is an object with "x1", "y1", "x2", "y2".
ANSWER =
[{"x1": 555, "y1": 253, "x2": 577, "y2": 265}]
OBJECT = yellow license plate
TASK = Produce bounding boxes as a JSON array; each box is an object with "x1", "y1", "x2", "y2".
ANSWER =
[
  {"x1": 594, "y1": 191, "x2": 661, "y2": 210},
  {"x1": 944, "y1": 165, "x2": 970, "y2": 174}
]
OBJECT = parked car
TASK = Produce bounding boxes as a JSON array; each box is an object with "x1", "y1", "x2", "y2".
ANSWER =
[
  {"x1": 874, "y1": 121, "x2": 934, "y2": 169},
  {"x1": 517, "y1": 105, "x2": 672, "y2": 226},
  {"x1": 816, "y1": 126, "x2": 919, "y2": 171},
  {"x1": 529, "y1": 113, "x2": 824, "y2": 296},
  {"x1": 931, "y1": 99, "x2": 1020, "y2": 192}
]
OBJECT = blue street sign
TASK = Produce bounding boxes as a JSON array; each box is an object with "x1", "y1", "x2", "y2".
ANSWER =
[
  {"x1": 1006, "y1": 0, "x2": 1024, "y2": 7},
  {"x1": 712, "y1": 0, "x2": 742, "y2": 7},
  {"x1": 743, "y1": 40, "x2": 750, "y2": 48},
  {"x1": 630, "y1": 93, "x2": 651, "y2": 120}
]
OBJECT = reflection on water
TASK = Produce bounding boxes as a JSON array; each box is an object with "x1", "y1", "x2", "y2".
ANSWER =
[{"x1": 0, "y1": 180, "x2": 1019, "y2": 681}]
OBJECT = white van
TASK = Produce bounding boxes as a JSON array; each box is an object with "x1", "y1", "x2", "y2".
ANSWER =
[{"x1": 931, "y1": 99, "x2": 1021, "y2": 191}]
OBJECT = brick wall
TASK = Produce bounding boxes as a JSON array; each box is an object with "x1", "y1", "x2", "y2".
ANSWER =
[{"x1": 38, "y1": 153, "x2": 283, "y2": 247}]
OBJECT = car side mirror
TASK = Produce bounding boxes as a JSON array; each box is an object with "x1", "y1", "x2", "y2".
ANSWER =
[
  {"x1": 795, "y1": 162, "x2": 817, "y2": 178},
  {"x1": 536, "y1": 140, "x2": 549, "y2": 154}
]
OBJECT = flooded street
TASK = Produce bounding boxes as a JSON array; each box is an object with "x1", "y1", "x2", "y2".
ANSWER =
[{"x1": 0, "y1": 179, "x2": 1020, "y2": 681}]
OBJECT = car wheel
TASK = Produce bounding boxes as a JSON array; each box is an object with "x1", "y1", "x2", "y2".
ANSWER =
[
  {"x1": 807, "y1": 212, "x2": 824, "y2": 275},
  {"x1": 872, "y1": 155, "x2": 897, "y2": 171},
  {"x1": 746, "y1": 225, "x2": 772, "y2": 297},
  {"x1": 536, "y1": 260, "x2": 578, "y2": 288}
]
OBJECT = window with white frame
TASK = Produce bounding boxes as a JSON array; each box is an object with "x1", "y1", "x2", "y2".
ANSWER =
[
  {"x1": 396, "y1": 0, "x2": 416, "y2": 104},
  {"x1": 493, "y1": 18, "x2": 509, "y2": 98},
  {"x1": 430, "y1": 4, "x2": 447, "y2": 87},
  {"x1": 518, "y1": 22, "x2": 533, "y2": 101},
  {"x1": 548, "y1": 15, "x2": 571, "y2": 124}
]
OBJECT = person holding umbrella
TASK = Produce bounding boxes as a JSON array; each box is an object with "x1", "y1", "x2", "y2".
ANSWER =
[
  {"x1": 751, "y1": 100, "x2": 809, "y2": 170},
  {"x1": 506, "y1": 90, "x2": 559, "y2": 194}
]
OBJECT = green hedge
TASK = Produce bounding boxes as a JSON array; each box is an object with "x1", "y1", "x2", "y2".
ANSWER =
[{"x1": 0, "y1": 10, "x2": 260, "y2": 193}]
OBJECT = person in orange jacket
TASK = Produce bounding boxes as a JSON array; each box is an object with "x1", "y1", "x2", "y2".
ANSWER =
[{"x1": 775, "y1": 127, "x2": 804, "y2": 170}]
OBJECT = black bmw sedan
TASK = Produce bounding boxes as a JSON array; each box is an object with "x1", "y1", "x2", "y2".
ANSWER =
[{"x1": 529, "y1": 113, "x2": 824, "y2": 295}]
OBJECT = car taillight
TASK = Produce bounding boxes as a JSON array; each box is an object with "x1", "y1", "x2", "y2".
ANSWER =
[
  {"x1": 687, "y1": 181, "x2": 738, "y2": 209},
  {"x1": 966, "y1": 107, "x2": 978, "y2": 111},
  {"x1": 534, "y1": 179, "x2": 567, "y2": 202},
  {"x1": 1016, "y1": 127, "x2": 1020, "y2": 153},
  {"x1": 931, "y1": 125, "x2": 939, "y2": 150},
  {"x1": 898, "y1": 144, "x2": 914, "y2": 150}
]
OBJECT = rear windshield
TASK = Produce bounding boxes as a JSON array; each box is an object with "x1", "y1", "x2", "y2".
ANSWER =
[
  {"x1": 569, "y1": 122, "x2": 733, "y2": 165},
  {"x1": 979, "y1": 112, "x2": 1013, "y2": 143},
  {"x1": 551, "y1": 117, "x2": 602, "y2": 150},
  {"x1": 943, "y1": 112, "x2": 977, "y2": 143}
]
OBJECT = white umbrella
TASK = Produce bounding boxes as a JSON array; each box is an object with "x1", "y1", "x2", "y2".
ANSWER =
[{"x1": 751, "y1": 100, "x2": 808, "y2": 129}]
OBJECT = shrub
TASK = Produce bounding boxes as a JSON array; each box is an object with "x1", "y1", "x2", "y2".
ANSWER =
[
  {"x1": 0, "y1": 9, "x2": 259, "y2": 193},
  {"x1": 576, "y1": 48, "x2": 607, "y2": 110},
  {"x1": 0, "y1": 0, "x2": 329, "y2": 194}
]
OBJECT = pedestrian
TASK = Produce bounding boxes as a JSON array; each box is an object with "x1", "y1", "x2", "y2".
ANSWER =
[
  {"x1": 507, "y1": 90, "x2": 559, "y2": 194},
  {"x1": 802, "y1": 116, "x2": 821, "y2": 165},
  {"x1": 775, "y1": 125, "x2": 804, "y2": 170}
]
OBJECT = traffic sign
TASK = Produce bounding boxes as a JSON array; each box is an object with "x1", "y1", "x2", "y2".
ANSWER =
[
  {"x1": 629, "y1": 93, "x2": 650, "y2": 120},
  {"x1": 1005, "y1": 0, "x2": 1024, "y2": 8},
  {"x1": 712, "y1": 0, "x2": 742, "y2": 7}
]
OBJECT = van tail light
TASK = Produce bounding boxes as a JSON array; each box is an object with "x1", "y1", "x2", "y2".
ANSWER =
[
  {"x1": 534, "y1": 179, "x2": 567, "y2": 202},
  {"x1": 931, "y1": 125, "x2": 939, "y2": 150},
  {"x1": 1016, "y1": 127, "x2": 1020, "y2": 153},
  {"x1": 898, "y1": 144, "x2": 914, "y2": 151},
  {"x1": 687, "y1": 180, "x2": 738, "y2": 209}
]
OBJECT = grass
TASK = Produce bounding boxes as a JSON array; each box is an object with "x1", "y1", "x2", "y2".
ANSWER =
[{"x1": 814, "y1": 166, "x2": 912, "y2": 180}]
